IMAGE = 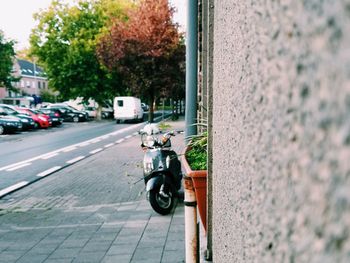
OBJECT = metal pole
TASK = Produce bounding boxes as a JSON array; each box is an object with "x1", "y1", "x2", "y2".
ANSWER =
[
  {"x1": 184, "y1": 176, "x2": 198, "y2": 263},
  {"x1": 185, "y1": 0, "x2": 198, "y2": 140}
]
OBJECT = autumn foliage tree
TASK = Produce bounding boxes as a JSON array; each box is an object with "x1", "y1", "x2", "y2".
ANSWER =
[{"x1": 97, "y1": 0, "x2": 184, "y2": 122}]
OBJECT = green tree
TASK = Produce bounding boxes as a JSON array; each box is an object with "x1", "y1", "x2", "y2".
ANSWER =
[
  {"x1": 30, "y1": 0, "x2": 132, "y2": 118},
  {"x1": 97, "y1": 0, "x2": 183, "y2": 122},
  {"x1": 0, "y1": 32, "x2": 18, "y2": 92}
]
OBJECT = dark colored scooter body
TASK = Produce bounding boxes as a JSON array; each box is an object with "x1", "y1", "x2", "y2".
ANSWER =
[{"x1": 141, "y1": 131, "x2": 182, "y2": 215}]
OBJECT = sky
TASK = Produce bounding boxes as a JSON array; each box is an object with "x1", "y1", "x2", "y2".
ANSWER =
[{"x1": 0, "y1": 0, "x2": 186, "y2": 51}]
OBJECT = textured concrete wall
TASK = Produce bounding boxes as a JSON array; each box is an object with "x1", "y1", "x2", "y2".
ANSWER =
[{"x1": 212, "y1": 1, "x2": 350, "y2": 262}]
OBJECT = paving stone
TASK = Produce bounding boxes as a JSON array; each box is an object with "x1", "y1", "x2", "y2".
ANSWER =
[
  {"x1": 80, "y1": 241, "x2": 112, "y2": 253},
  {"x1": 58, "y1": 239, "x2": 89, "y2": 249},
  {"x1": 48, "y1": 248, "x2": 80, "y2": 259},
  {"x1": 132, "y1": 247, "x2": 163, "y2": 261},
  {"x1": 106, "y1": 244, "x2": 136, "y2": 255},
  {"x1": 131, "y1": 259, "x2": 160, "y2": 263},
  {"x1": 73, "y1": 251, "x2": 106, "y2": 263},
  {"x1": 164, "y1": 240, "x2": 185, "y2": 251},
  {"x1": 5, "y1": 241, "x2": 40, "y2": 252},
  {"x1": 118, "y1": 227, "x2": 144, "y2": 237},
  {"x1": 29, "y1": 244, "x2": 60, "y2": 254},
  {"x1": 15, "y1": 254, "x2": 49, "y2": 263},
  {"x1": 113, "y1": 234, "x2": 141, "y2": 245},
  {"x1": 44, "y1": 259, "x2": 72, "y2": 263},
  {"x1": 102, "y1": 254, "x2": 133, "y2": 263},
  {"x1": 0, "y1": 251, "x2": 23, "y2": 263},
  {"x1": 90, "y1": 232, "x2": 117, "y2": 242},
  {"x1": 161, "y1": 250, "x2": 186, "y2": 263}
]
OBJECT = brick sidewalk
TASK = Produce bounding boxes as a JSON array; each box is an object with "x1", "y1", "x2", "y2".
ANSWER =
[{"x1": 0, "y1": 118, "x2": 186, "y2": 263}]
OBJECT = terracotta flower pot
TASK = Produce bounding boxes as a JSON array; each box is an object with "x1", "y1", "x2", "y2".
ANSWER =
[{"x1": 182, "y1": 146, "x2": 207, "y2": 231}]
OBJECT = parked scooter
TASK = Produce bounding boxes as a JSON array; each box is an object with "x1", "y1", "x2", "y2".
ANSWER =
[{"x1": 140, "y1": 124, "x2": 182, "y2": 215}]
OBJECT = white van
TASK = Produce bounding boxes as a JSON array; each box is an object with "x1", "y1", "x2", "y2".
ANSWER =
[{"x1": 113, "y1": 96, "x2": 144, "y2": 123}]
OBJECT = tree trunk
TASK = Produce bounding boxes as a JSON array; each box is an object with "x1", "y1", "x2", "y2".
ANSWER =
[
  {"x1": 148, "y1": 96, "x2": 154, "y2": 123},
  {"x1": 96, "y1": 104, "x2": 102, "y2": 121}
]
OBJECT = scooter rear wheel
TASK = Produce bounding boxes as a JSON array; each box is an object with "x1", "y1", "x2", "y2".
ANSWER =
[{"x1": 149, "y1": 187, "x2": 175, "y2": 215}]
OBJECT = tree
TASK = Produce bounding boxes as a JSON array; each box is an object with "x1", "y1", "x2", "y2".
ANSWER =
[
  {"x1": 0, "y1": 32, "x2": 18, "y2": 92},
  {"x1": 16, "y1": 48, "x2": 32, "y2": 61},
  {"x1": 97, "y1": 0, "x2": 183, "y2": 122},
  {"x1": 160, "y1": 39, "x2": 186, "y2": 118},
  {"x1": 30, "y1": 0, "x2": 132, "y2": 118}
]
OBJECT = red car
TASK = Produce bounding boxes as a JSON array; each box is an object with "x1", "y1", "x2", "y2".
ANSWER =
[{"x1": 17, "y1": 108, "x2": 51, "y2": 128}]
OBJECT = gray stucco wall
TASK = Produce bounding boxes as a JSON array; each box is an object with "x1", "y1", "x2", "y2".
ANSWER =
[{"x1": 212, "y1": 1, "x2": 350, "y2": 262}]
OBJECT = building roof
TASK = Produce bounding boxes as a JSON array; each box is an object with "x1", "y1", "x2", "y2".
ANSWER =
[{"x1": 17, "y1": 59, "x2": 47, "y2": 78}]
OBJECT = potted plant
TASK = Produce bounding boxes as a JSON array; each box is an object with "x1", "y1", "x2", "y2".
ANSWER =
[{"x1": 182, "y1": 131, "x2": 208, "y2": 231}]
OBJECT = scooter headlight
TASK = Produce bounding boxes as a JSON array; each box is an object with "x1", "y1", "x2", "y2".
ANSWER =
[
  {"x1": 142, "y1": 135, "x2": 155, "y2": 147},
  {"x1": 144, "y1": 163, "x2": 153, "y2": 173},
  {"x1": 143, "y1": 160, "x2": 154, "y2": 174}
]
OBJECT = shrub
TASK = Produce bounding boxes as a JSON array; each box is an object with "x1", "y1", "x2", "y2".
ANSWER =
[{"x1": 186, "y1": 132, "x2": 207, "y2": 170}]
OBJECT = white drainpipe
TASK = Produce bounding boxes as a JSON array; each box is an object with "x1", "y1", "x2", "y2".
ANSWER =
[{"x1": 184, "y1": 176, "x2": 198, "y2": 263}]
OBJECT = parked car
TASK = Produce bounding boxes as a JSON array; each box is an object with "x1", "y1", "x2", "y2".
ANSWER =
[
  {"x1": 0, "y1": 115, "x2": 23, "y2": 134},
  {"x1": 38, "y1": 108, "x2": 63, "y2": 126},
  {"x1": 0, "y1": 104, "x2": 36, "y2": 130},
  {"x1": 16, "y1": 108, "x2": 51, "y2": 128},
  {"x1": 101, "y1": 102, "x2": 114, "y2": 119},
  {"x1": 84, "y1": 106, "x2": 97, "y2": 118},
  {"x1": 44, "y1": 104, "x2": 88, "y2": 122},
  {"x1": 113, "y1": 97, "x2": 144, "y2": 123},
  {"x1": 141, "y1": 103, "x2": 149, "y2": 112}
]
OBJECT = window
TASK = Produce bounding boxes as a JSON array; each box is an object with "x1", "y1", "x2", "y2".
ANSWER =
[
  {"x1": 43, "y1": 82, "x2": 46, "y2": 89},
  {"x1": 38, "y1": 82, "x2": 41, "y2": 89},
  {"x1": 26, "y1": 81, "x2": 30, "y2": 88},
  {"x1": 117, "y1": 100, "x2": 124, "y2": 107}
]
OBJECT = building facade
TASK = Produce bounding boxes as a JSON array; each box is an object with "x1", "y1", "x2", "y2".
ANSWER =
[
  {"x1": 201, "y1": 0, "x2": 350, "y2": 262},
  {"x1": 0, "y1": 58, "x2": 49, "y2": 103}
]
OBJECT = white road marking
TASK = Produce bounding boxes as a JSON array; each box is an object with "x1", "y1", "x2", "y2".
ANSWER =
[
  {"x1": 78, "y1": 141, "x2": 91, "y2": 147},
  {"x1": 0, "y1": 181, "x2": 29, "y2": 197},
  {"x1": 90, "y1": 148, "x2": 103, "y2": 154},
  {"x1": 133, "y1": 132, "x2": 139, "y2": 136},
  {"x1": 116, "y1": 139, "x2": 124, "y2": 144},
  {"x1": 66, "y1": 156, "x2": 85, "y2": 164},
  {"x1": 104, "y1": 143, "x2": 114, "y2": 148},
  {"x1": 0, "y1": 135, "x2": 9, "y2": 137},
  {"x1": 125, "y1": 135, "x2": 132, "y2": 139},
  {"x1": 63, "y1": 147, "x2": 76, "y2": 153},
  {"x1": 90, "y1": 139, "x2": 101, "y2": 143},
  {"x1": 6, "y1": 163, "x2": 31, "y2": 172},
  {"x1": 37, "y1": 166, "x2": 62, "y2": 177},
  {"x1": 41, "y1": 153, "x2": 59, "y2": 160},
  {"x1": 0, "y1": 122, "x2": 145, "y2": 172}
]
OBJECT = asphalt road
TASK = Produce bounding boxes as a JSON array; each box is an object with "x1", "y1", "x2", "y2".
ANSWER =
[
  {"x1": 0, "y1": 112, "x2": 171, "y2": 198},
  {"x1": 0, "y1": 119, "x2": 150, "y2": 197}
]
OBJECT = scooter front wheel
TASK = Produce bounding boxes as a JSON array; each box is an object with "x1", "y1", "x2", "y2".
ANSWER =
[{"x1": 149, "y1": 187, "x2": 175, "y2": 215}]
